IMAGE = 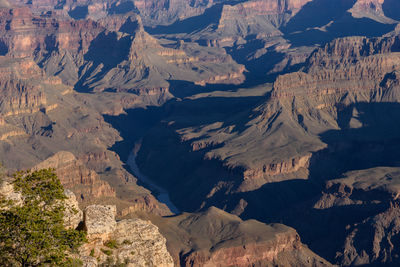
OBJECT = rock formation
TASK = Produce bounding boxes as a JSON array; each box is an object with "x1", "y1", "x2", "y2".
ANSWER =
[
  {"x1": 64, "y1": 189, "x2": 84, "y2": 229},
  {"x1": 0, "y1": 179, "x2": 23, "y2": 207},
  {"x1": 313, "y1": 167, "x2": 400, "y2": 266},
  {"x1": 0, "y1": 49, "x2": 170, "y2": 218},
  {"x1": 34, "y1": 151, "x2": 116, "y2": 201},
  {"x1": 136, "y1": 33, "x2": 400, "y2": 201},
  {"x1": 2, "y1": 1, "x2": 400, "y2": 266},
  {"x1": 128, "y1": 29, "x2": 400, "y2": 266},
  {"x1": 139, "y1": 206, "x2": 333, "y2": 266},
  {"x1": 84, "y1": 205, "x2": 117, "y2": 240},
  {"x1": 0, "y1": 179, "x2": 175, "y2": 267},
  {"x1": 0, "y1": 6, "x2": 244, "y2": 93},
  {"x1": 81, "y1": 204, "x2": 174, "y2": 267}
]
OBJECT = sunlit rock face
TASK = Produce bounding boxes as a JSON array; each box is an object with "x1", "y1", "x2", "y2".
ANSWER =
[{"x1": 82, "y1": 204, "x2": 174, "y2": 267}]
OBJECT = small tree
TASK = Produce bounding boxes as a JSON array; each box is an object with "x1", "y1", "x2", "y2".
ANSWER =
[{"x1": 0, "y1": 169, "x2": 86, "y2": 266}]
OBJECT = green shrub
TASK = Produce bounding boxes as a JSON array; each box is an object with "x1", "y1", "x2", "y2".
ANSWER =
[
  {"x1": 101, "y1": 248, "x2": 113, "y2": 256},
  {"x1": 0, "y1": 169, "x2": 87, "y2": 266},
  {"x1": 122, "y1": 239, "x2": 132, "y2": 245},
  {"x1": 104, "y1": 239, "x2": 119, "y2": 249}
]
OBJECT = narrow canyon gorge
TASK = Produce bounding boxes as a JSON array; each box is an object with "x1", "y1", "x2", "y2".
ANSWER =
[{"x1": 1, "y1": 0, "x2": 400, "y2": 266}]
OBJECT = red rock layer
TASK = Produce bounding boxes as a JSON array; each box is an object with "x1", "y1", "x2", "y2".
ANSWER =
[
  {"x1": 182, "y1": 231, "x2": 302, "y2": 266},
  {"x1": 0, "y1": 7, "x2": 104, "y2": 58},
  {"x1": 34, "y1": 151, "x2": 116, "y2": 201}
]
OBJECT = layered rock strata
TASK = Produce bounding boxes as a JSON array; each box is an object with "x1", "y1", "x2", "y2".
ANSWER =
[
  {"x1": 139, "y1": 206, "x2": 333, "y2": 267},
  {"x1": 81, "y1": 204, "x2": 174, "y2": 267},
  {"x1": 313, "y1": 167, "x2": 400, "y2": 266}
]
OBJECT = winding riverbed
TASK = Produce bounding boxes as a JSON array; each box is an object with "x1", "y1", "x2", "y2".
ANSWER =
[{"x1": 127, "y1": 150, "x2": 180, "y2": 214}]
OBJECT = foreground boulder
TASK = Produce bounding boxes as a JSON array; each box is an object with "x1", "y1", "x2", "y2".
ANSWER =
[
  {"x1": 84, "y1": 205, "x2": 117, "y2": 241},
  {"x1": 110, "y1": 219, "x2": 174, "y2": 267},
  {"x1": 63, "y1": 189, "x2": 83, "y2": 230},
  {"x1": 0, "y1": 179, "x2": 23, "y2": 207},
  {"x1": 81, "y1": 204, "x2": 174, "y2": 267}
]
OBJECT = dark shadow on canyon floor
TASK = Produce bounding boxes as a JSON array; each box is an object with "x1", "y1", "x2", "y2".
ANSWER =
[
  {"x1": 283, "y1": 0, "x2": 357, "y2": 33},
  {"x1": 104, "y1": 104, "x2": 167, "y2": 162},
  {"x1": 108, "y1": 99, "x2": 400, "y2": 265},
  {"x1": 74, "y1": 32, "x2": 131, "y2": 93},
  {"x1": 237, "y1": 102, "x2": 400, "y2": 264},
  {"x1": 283, "y1": 13, "x2": 396, "y2": 47},
  {"x1": 382, "y1": 0, "x2": 400, "y2": 21},
  {"x1": 68, "y1": 5, "x2": 89, "y2": 20},
  {"x1": 146, "y1": 4, "x2": 223, "y2": 35},
  {"x1": 104, "y1": 92, "x2": 268, "y2": 210},
  {"x1": 146, "y1": 0, "x2": 247, "y2": 35}
]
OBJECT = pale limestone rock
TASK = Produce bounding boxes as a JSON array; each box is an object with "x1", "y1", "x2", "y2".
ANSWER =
[
  {"x1": 80, "y1": 256, "x2": 98, "y2": 267},
  {"x1": 63, "y1": 189, "x2": 83, "y2": 229},
  {"x1": 33, "y1": 151, "x2": 76, "y2": 170},
  {"x1": 111, "y1": 219, "x2": 174, "y2": 267},
  {"x1": 0, "y1": 180, "x2": 23, "y2": 207},
  {"x1": 85, "y1": 205, "x2": 116, "y2": 240}
]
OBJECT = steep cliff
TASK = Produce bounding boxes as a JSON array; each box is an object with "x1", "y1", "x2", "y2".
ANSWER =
[
  {"x1": 79, "y1": 14, "x2": 245, "y2": 92},
  {"x1": 80, "y1": 204, "x2": 175, "y2": 267},
  {"x1": 0, "y1": 55, "x2": 172, "y2": 218},
  {"x1": 180, "y1": 35, "x2": 400, "y2": 188},
  {"x1": 137, "y1": 206, "x2": 333, "y2": 267},
  {"x1": 34, "y1": 151, "x2": 116, "y2": 201},
  {"x1": 132, "y1": 34, "x2": 400, "y2": 250},
  {"x1": 0, "y1": 7, "x2": 244, "y2": 94},
  {"x1": 313, "y1": 167, "x2": 400, "y2": 266}
]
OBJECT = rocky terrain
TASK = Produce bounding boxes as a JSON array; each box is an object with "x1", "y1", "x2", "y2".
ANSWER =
[
  {"x1": 128, "y1": 4, "x2": 400, "y2": 265},
  {"x1": 0, "y1": 180, "x2": 332, "y2": 267},
  {"x1": 135, "y1": 207, "x2": 333, "y2": 267},
  {"x1": 0, "y1": 6, "x2": 245, "y2": 92},
  {"x1": 1, "y1": 0, "x2": 400, "y2": 266},
  {"x1": 0, "y1": 54, "x2": 173, "y2": 216},
  {"x1": 0, "y1": 179, "x2": 174, "y2": 266},
  {"x1": 0, "y1": 2, "x2": 244, "y2": 216},
  {"x1": 313, "y1": 167, "x2": 400, "y2": 266}
]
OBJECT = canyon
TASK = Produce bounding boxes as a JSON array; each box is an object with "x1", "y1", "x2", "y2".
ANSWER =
[{"x1": 1, "y1": 0, "x2": 400, "y2": 266}]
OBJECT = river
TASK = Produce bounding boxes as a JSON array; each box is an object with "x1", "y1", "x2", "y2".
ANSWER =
[{"x1": 127, "y1": 151, "x2": 180, "y2": 214}]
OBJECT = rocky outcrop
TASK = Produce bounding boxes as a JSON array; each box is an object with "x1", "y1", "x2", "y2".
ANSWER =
[
  {"x1": 34, "y1": 151, "x2": 116, "y2": 201},
  {"x1": 84, "y1": 205, "x2": 117, "y2": 240},
  {"x1": 144, "y1": 206, "x2": 333, "y2": 267},
  {"x1": 0, "y1": 179, "x2": 23, "y2": 207},
  {"x1": 1, "y1": 180, "x2": 174, "y2": 267},
  {"x1": 64, "y1": 189, "x2": 84, "y2": 229},
  {"x1": 350, "y1": 0, "x2": 398, "y2": 23},
  {"x1": 81, "y1": 204, "x2": 174, "y2": 267},
  {"x1": 313, "y1": 167, "x2": 400, "y2": 266},
  {"x1": 110, "y1": 219, "x2": 174, "y2": 267},
  {"x1": 134, "y1": 0, "x2": 215, "y2": 26}
]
